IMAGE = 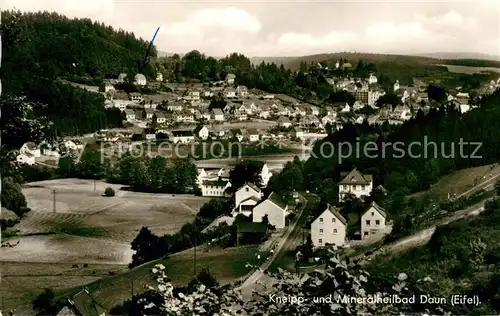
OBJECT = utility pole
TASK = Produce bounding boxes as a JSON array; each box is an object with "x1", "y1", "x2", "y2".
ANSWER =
[
  {"x1": 52, "y1": 190, "x2": 56, "y2": 213},
  {"x1": 193, "y1": 235, "x2": 197, "y2": 278},
  {"x1": 131, "y1": 279, "x2": 134, "y2": 298}
]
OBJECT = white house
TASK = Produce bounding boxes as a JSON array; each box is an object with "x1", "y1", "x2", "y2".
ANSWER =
[
  {"x1": 211, "y1": 108, "x2": 224, "y2": 121},
  {"x1": 201, "y1": 180, "x2": 231, "y2": 197},
  {"x1": 224, "y1": 87, "x2": 237, "y2": 99},
  {"x1": 20, "y1": 142, "x2": 41, "y2": 158},
  {"x1": 194, "y1": 125, "x2": 209, "y2": 140},
  {"x1": 156, "y1": 73, "x2": 163, "y2": 82},
  {"x1": 259, "y1": 107, "x2": 271, "y2": 119},
  {"x1": 361, "y1": 201, "x2": 388, "y2": 239},
  {"x1": 117, "y1": 73, "x2": 127, "y2": 83},
  {"x1": 64, "y1": 140, "x2": 84, "y2": 151},
  {"x1": 104, "y1": 82, "x2": 115, "y2": 93},
  {"x1": 338, "y1": 168, "x2": 373, "y2": 202},
  {"x1": 292, "y1": 127, "x2": 304, "y2": 139},
  {"x1": 252, "y1": 192, "x2": 288, "y2": 229},
  {"x1": 278, "y1": 116, "x2": 292, "y2": 128},
  {"x1": 248, "y1": 129, "x2": 260, "y2": 142},
  {"x1": 368, "y1": 74, "x2": 378, "y2": 85},
  {"x1": 125, "y1": 109, "x2": 136, "y2": 122},
  {"x1": 236, "y1": 85, "x2": 248, "y2": 97},
  {"x1": 144, "y1": 108, "x2": 155, "y2": 120},
  {"x1": 154, "y1": 112, "x2": 167, "y2": 124},
  {"x1": 393, "y1": 80, "x2": 400, "y2": 92},
  {"x1": 134, "y1": 73, "x2": 147, "y2": 86},
  {"x1": 340, "y1": 104, "x2": 351, "y2": 112},
  {"x1": 129, "y1": 92, "x2": 143, "y2": 103},
  {"x1": 310, "y1": 204, "x2": 347, "y2": 248},
  {"x1": 171, "y1": 130, "x2": 195, "y2": 144},
  {"x1": 233, "y1": 183, "x2": 263, "y2": 216},
  {"x1": 16, "y1": 153, "x2": 36, "y2": 165},
  {"x1": 309, "y1": 105, "x2": 320, "y2": 116}
]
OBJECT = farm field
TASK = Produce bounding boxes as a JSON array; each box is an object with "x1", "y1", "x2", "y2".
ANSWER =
[
  {"x1": 1, "y1": 178, "x2": 212, "y2": 312},
  {"x1": 12, "y1": 179, "x2": 210, "y2": 243},
  {"x1": 55, "y1": 245, "x2": 264, "y2": 312},
  {"x1": 0, "y1": 262, "x2": 127, "y2": 314},
  {"x1": 437, "y1": 64, "x2": 500, "y2": 74}
]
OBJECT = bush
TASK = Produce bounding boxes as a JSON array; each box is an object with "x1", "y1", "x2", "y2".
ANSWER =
[{"x1": 104, "y1": 187, "x2": 115, "y2": 197}]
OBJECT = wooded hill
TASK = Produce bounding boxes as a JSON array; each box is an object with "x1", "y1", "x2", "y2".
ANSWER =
[{"x1": 0, "y1": 11, "x2": 157, "y2": 139}]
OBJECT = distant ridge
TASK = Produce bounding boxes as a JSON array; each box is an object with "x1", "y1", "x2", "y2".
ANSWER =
[{"x1": 414, "y1": 52, "x2": 500, "y2": 61}]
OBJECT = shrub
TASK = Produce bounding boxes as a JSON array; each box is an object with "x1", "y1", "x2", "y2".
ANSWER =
[{"x1": 104, "y1": 187, "x2": 115, "y2": 197}]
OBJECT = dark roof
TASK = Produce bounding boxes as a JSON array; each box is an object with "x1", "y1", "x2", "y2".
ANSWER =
[
  {"x1": 326, "y1": 204, "x2": 347, "y2": 225},
  {"x1": 240, "y1": 196, "x2": 262, "y2": 204},
  {"x1": 193, "y1": 124, "x2": 206, "y2": 134},
  {"x1": 24, "y1": 141, "x2": 37, "y2": 150},
  {"x1": 237, "y1": 222, "x2": 268, "y2": 233},
  {"x1": 364, "y1": 201, "x2": 387, "y2": 218},
  {"x1": 203, "y1": 179, "x2": 230, "y2": 187},
  {"x1": 69, "y1": 289, "x2": 107, "y2": 316},
  {"x1": 267, "y1": 192, "x2": 288, "y2": 210},
  {"x1": 338, "y1": 168, "x2": 372, "y2": 185},
  {"x1": 243, "y1": 182, "x2": 261, "y2": 193},
  {"x1": 375, "y1": 184, "x2": 387, "y2": 193},
  {"x1": 172, "y1": 130, "x2": 194, "y2": 137}
]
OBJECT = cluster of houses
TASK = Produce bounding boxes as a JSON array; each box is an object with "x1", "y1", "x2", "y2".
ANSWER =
[
  {"x1": 311, "y1": 168, "x2": 390, "y2": 247},
  {"x1": 196, "y1": 163, "x2": 273, "y2": 197},
  {"x1": 94, "y1": 69, "x2": 495, "y2": 148},
  {"x1": 195, "y1": 162, "x2": 290, "y2": 229},
  {"x1": 16, "y1": 140, "x2": 85, "y2": 166}
]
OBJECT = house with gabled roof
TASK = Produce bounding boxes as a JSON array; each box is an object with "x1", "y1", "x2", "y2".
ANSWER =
[
  {"x1": 278, "y1": 116, "x2": 292, "y2": 128},
  {"x1": 201, "y1": 179, "x2": 232, "y2": 197},
  {"x1": 224, "y1": 87, "x2": 237, "y2": 98},
  {"x1": 233, "y1": 183, "x2": 263, "y2": 216},
  {"x1": 338, "y1": 168, "x2": 373, "y2": 202},
  {"x1": 361, "y1": 201, "x2": 388, "y2": 239},
  {"x1": 236, "y1": 85, "x2": 248, "y2": 97},
  {"x1": 311, "y1": 204, "x2": 347, "y2": 247},
  {"x1": 56, "y1": 288, "x2": 107, "y2": 316},
  {"x1": 252, "y1": 192, "x2": 288, "y2": 229},
  {"x1": 211, "y1": 108, "x2": 224, "y2": 121}
]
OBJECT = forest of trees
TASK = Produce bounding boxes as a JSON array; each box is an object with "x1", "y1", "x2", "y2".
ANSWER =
[{"x1": 0, "y1": 10, "x2": 149, "y2": 139}]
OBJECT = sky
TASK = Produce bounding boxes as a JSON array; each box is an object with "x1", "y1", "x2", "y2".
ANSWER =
[{"x1": 2, "y1": 0, "x2": 499, "y2": 57}]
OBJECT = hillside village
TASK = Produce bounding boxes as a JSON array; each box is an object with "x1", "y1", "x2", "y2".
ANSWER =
[{"x1": 16, "y1": 61, "x2": 500, "y2": 170}]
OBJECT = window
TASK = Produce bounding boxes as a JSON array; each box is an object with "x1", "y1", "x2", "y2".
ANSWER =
[
  {"x1": 319, "y1": 229, "x2": 324, "y2": 234},
  {"x1": 333, "y1": 229, "x2": 338, "y2": 234},
  {"x1": 364, "y1": 232, "x2": 369, "y2": 236},
  {"x1": 371, "y1": 212, "x2": 374, "y2": 216},
  {"x1": 318, "y1": 239, "x2": 323, "y2": 244},
  {"x1": 376, "y1": 220, "x2": 380, "y2": 226},
  {"x1": 332, "y1": 218, "x2": 336, "y2": 223},
  {"x1": 319, "y1": 218, "x2": 323, "y2": 223},
  {"x1": 246, "y1": 187, "x2": 249, "y2": 192},
  {"x1": 366, "y1": 220, "x2": 371, "y2": 226}
]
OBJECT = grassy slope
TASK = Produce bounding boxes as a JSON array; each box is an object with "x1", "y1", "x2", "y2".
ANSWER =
[
  {"x1": 366, "y1": 206, "x2": 500, "y2": 315},
  {"x1": 281, "y1": 52, "x2": 440, "y2": 71},
  {"x1": 54, "y1": 245, "x2": 263, "y2": 310},
  {"x1": 408, "y1": 163, "x2": 500, "y2": 200}
]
